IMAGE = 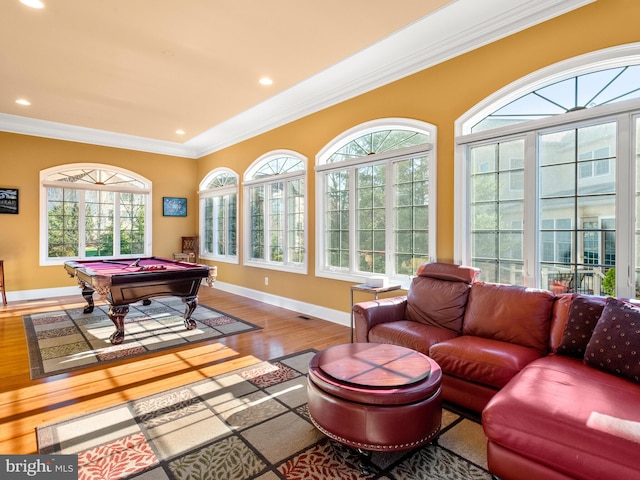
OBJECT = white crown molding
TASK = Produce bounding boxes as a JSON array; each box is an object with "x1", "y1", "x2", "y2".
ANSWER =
[
  {"x1": 1, "y1": 0, "x2": 594, "y2": 159},
  {"x1": 0, "y1": 113, "x2": 199, "y2": 158}
]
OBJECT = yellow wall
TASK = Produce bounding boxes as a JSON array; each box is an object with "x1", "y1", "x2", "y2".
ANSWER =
[
  {"x1": 0, "y1": 133, "x2": 198, "y2": 292},
  {"x1": 2, "y1": 0, "x2": 639, "y2": 313}
]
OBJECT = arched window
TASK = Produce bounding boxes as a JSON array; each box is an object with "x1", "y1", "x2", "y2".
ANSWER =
[
  {"x1": 40, "y1": 163, "x2": 151, "y2": 265},
  {"x1": 199, "y1": 168, "x2": 238, "y2": 263},
  {"x1": 470, "y1": 64, "x2": 640, "y2": 133},
  {"x1": 455, "y1": 44, "x2": 640, "y2": 298},
  {"x1": 316, "y1": 119, "x2": 436, "y2": 286},
  {"x1": 243, "y1": 150, "x2": 307, "y2": 272}
]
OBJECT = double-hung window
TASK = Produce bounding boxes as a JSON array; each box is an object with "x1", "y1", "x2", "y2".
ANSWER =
[
  {"x1": 316, "y1": 119, "x2": 436, "y2": 287},
  {"x1": 40, "y1": 164, "x2": 150, "y2": 265},
  {"x1": 243, "y1": 151, "x2": 307, "y2": 273},
  {"x1": 199, "y1": 168, "x2": 238, "y2": 263},
  {"x1": 456, "y1": 47, "x2": 640, "y2": 298}
]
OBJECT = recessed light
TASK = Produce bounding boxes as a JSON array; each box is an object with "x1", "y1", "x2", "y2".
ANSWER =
[
  {"x1": 176, "y1": 129, "x2": 185, "y2": 135},
  {"x1": 20, "y1": 0, "x2": 45, "y2": 9},
  {"x1": 16, "y1": 99, "x2": 31, "y2": 106},
  {"x1": 259, "y1": 77, "x2": 273, "y2": 86}
]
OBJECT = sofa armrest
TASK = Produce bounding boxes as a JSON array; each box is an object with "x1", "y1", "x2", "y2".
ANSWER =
[{"x1": 353, "y1": 296, "x2": 408, "y2": 342}]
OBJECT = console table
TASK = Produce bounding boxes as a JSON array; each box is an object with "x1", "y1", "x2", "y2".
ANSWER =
[{"x1": 0, "y1": 260, "x2": 6, "y2": 305}]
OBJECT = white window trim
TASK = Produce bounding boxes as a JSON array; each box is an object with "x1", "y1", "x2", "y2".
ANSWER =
[
  {"x1": 198, "y1": 167, "x2": 239, "y2": 264},
  {"x1": 454, "y1": 44, "x2": 640, "y2": 296},
  {"x1": 315, "y1": 118, "x2": 437, "y2": 289},
  {"x1": 242, "y1": 150, "x2": 308, "y2": 274},
  {"x1": 39, "y1": 163, "x2": 152, "y2": 266}
]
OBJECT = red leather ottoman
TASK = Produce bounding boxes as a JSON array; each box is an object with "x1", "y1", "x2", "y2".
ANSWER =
[{"x1": 307, "y1": 343, "x2": 442, "y2": 451}]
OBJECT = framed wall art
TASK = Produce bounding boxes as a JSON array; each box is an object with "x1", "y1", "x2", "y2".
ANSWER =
[
  {"x1": 163, "y1": 197, "x2": 187, "y2": 217},
  {"x1": 0, "y1": 188, "x2": 18, "y2": 214}
]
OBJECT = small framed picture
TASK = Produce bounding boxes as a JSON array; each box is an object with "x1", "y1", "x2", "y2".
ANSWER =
[
  {"x1": 0, "y1": 188, "x2": 19, "y2": 214},
  {"x1": 163, "y1": 197, "x2": 187, "y2": 217}
]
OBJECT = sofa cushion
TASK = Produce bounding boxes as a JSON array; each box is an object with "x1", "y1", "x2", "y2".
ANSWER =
[
  {"x1": 584, "y1": 297, "x2": 640, "y2": 384},
  {"x1": 369, "y1": 321, "x2": 459, "y2": 356},
  {"x1": 462, "y1": 282, "x2": 555, "y2": 353},
  {"x1": 556, "y1": 294, "x2": 607, "y2": 358},
  {"x1": 483, "y1": 355, "x2": 640, "y2": 480},
  {"x1": 405, "y1": 276, "x2": 472, "y2": 333},
  {"x1": 429, "y1": 336, "x2": 543, "y2": 389}
]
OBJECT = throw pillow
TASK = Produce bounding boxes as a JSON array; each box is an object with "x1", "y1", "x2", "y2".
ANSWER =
[
  {"x1": 406, "y1": 276, "x2": 471, "y2": 334},
  {"x1": 557, "y1": 295, "x2": 606, "y2": 358},
  {"x1": 584, "y1": 297, "x2": 640, "y2": 384}
]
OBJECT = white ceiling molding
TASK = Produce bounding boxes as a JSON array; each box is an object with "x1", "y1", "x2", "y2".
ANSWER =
[
  {"x1": 1, "y1": 0, "x2": 594, "y2": 159},
  {"x1": 0, "y1": 113, "x2": 197, "y2": 158}
]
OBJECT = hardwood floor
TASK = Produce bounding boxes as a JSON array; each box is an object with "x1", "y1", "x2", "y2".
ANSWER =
[{"x1": 0, "y1": 286, "x2": 350, "y2": 454}]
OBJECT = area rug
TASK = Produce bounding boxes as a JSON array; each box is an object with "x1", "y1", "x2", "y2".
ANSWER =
[
  {"x1": 23, "y1": 297, "x2": 261, "y2": 379},
  {"x1": 37, "y1": 350, "x2": 492, "y2": 480}
]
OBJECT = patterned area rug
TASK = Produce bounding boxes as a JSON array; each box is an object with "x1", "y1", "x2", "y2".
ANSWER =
[
  {"x1": 23, "y1": 297, "x2": 261, "y2": 379},
  {"x1": 37, "y1": 350, "x2": 492, "y2": 480}
]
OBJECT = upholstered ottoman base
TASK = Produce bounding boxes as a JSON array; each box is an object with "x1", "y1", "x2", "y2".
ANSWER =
[{"x1": 307, "y1": 343, "x2": 442, "y2": 451}]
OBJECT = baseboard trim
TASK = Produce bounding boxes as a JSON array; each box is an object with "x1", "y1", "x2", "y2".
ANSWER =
[
  {"x1": 4, "y1": 282, "x2": 351, "y2": 328},
  {"x1": 211, "y1": 281, "x2": 350, "y2": 328},
  {"x1": 6, "y1": 286, "x2": 79, "y2": 303}
]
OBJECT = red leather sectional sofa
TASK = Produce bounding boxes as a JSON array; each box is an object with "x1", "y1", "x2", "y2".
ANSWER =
[{"x1": 353, "y1": 262, "x2": 640, "y2": 480}]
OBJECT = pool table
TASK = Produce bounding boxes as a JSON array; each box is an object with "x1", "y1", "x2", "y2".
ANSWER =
[{"x1": 64, "y1": 257, "x2": 215, "y2": 344}]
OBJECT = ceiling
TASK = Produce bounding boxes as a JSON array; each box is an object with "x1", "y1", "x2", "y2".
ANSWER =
[{"x1": 0, "y1": 0, "x2": 593, "y2": 158}]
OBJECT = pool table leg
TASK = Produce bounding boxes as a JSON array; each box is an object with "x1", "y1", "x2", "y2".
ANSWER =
[
  {"x1": 108, "y1": 305, "x2": 129, "y2": 345},
  {"x1": 182, "y1": 296, "x2": 198, "y2": 329},
  {"x1": 80, "y1": 283, "x2": 95, "y2": 314}
]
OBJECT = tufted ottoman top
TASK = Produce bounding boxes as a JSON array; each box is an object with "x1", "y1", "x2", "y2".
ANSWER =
[{"x1": 309, "y1": 343, "x2": 441, "y2": 406}]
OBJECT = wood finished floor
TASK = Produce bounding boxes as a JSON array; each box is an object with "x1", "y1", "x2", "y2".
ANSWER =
[{"x1": 0, "y1": 286, "x2": 350, "y2": 454}]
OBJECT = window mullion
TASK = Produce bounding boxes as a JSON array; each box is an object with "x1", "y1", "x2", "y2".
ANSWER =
[
  {"x1": 349, "y1": 166, "x2": 358, "y2": 274},
  {"x1": 264, "y1": 185, "x2": 270, "y2": 262},
  {"x1": 282, "y1": 180, "x2": 289, "y2": 265},
  {"x1": 223, "y1": 195, "x2": 229, "y2": 256},
  {"x1": 386, "y1": 159, "x2": 394, "y2": 276},
  {"x1": 317, "y1": 173, "x2": 327, "y2": 270},
  {"x1": 524, "y1": 132, "x2": 537, "y2": 285},
  {"x1": 113, "y1": 193, "x2": 121, "y2": 256},
  {"x1": 78, "y1": 191, "x2": 86, "y2": 257},
  {"x1": 616, "y1": 113, "x2": 634, "y2": 297}
]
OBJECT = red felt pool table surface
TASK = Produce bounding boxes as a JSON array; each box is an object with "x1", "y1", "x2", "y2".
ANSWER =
[
  {"x1": 64, "y1": 257, "x2": 213, "y2": 344},
  {"x1": 77, "y1": 257, "x2": 195, "y2": 273},
  {"x1": 65, "y1": 256, "x2": 211, "y2": 295}
]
